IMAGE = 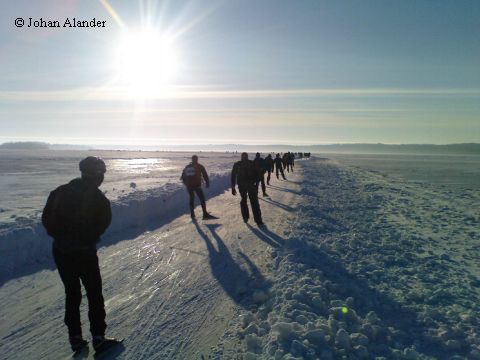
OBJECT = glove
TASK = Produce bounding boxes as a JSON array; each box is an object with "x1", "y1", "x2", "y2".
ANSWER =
[{"x1": 232, "y1": 188, "x2": 237, "y2": 196}]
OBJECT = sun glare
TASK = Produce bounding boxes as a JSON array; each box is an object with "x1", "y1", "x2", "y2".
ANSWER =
[{"x1": 116, "y1": 28, "x2": 178, "y2": 98}]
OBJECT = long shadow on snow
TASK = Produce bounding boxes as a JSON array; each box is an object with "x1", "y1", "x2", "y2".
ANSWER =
[
  {"x1": 193, "y1": 222, "x2": 271, "y2": 309},
  {"x1": 0, "y1": 177, "x2": 230, "y2": 286},
  {"x1": 288, "y1": 162, "x2": 441, "y2": 358},
  {"x1": 267, "y1": 184, "x2": 302, "y2": 196},
  {"x1": 247, "y1": 224, "x2": 284, "y2": 248},
  {"x1": 247, "y1": 214, "x2": 439, "y2": 357},
  {"x1": 283, "y1": 238, "x2": 440, "y2": 358},
  {"x1": 259, "y1": 197, "x2": 296, "y2": 212},
  {"x1": 247, "y1": 194, "x2": 438, "y2": 354}
]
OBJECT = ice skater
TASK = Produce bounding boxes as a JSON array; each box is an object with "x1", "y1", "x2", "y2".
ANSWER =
[
  {"x1": 42, "y1": 156, "x2": 121, "y2": 353},
  {"x1": 253, "y1": 152, "x2": 269, "y2": 197},
  {"x1": 231, "y1": 152, "x2": 264, "y2": 226},
  {"x1": 265, "y1": 153, "x2": 274, "y2": 185},
  {"x1": 274, "y1": 153, "x2": 287, "y2": 180},
  {"x1": 180, "y1": 155, "x2": 217, "y2": 220},
  {"x1": 288, "y1": 152, "x2": 295, "y2": 172}
]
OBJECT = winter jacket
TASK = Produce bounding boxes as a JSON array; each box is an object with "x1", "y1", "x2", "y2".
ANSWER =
[
  {"x1": 180, "y1": 163, "x2": 209, "y2": 188},
  {"x1": 231, "y1": 160, "x2": 257, "y2": 187},
  {"x1": 253, "y1": 157, "x2": 266, "y2": 179},
  {"x1": 265, "y1": 155, "x2": 274, "y2": 172},
  {"x1": 274, "y1": 157, "x2": 284, "y2": 170},
  {"x1": 42, "y1": 178, "x2": 111, "y2": 253}
]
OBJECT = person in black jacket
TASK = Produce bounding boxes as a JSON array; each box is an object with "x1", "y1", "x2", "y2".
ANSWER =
[
  {"x1": 42, "y1": 156, "x2": 119, "y2": 352},
  {"x1": 231, "y1": 152, "x2": 264, "y2": 226},
  {"x1": 253, "y1": 152, "x2": 269, "y2": 197},
  {"x1": 274, "y1": 153, "x2": 287, "y2": 180},
  {"x1": 180, "y1": 155, "x2": 216, "y2": 220},
  {"x1": 265, "y1": 154, "x2": 274, "y2": 185}
]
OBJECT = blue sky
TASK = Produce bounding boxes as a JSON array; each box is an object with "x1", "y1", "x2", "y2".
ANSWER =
[{"x1": 1, "y1": 0, "x2": 479, "y2": 145}]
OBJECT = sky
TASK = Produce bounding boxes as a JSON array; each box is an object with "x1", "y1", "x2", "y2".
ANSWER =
[{"x1": 0, "y1": 0, "x2": 479, "y2": 146}]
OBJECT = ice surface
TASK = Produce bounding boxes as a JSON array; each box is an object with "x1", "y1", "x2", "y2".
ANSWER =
[
  {"x1": 0, "y1": 150, "x2": 236, "y2": 283},
  {"x1": 1, "y1": 152, "x2": 479, "y2": 359}
]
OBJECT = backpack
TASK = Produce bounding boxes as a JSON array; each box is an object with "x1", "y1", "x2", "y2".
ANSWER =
[
  {"x1": 184, "y1": 164, "x2": 197, "y2": 178},
  {"x1": 182, "y1": 164, "x2": 201, "y2": 187}
]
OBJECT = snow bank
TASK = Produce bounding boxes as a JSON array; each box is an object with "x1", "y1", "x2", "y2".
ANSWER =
[
  {"x1": 226, "y1": 158, "x2": 480, "y2": 359},
  {"x1": 0, "y1": 173, "x2": 230, "y2": 285}
]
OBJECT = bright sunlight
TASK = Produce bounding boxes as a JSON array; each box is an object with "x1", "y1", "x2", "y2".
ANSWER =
[{"x1": 115, "y1": 28, "x2": 178, "y2": 98}]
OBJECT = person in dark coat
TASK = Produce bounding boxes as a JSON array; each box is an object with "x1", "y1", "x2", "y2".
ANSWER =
[
  {"x1": 231, "y1": 152, "x2": 264, "y2": 226},
  {"x1": 253, "y1": 152, "x2": 269, "y2": 197},
  {"x1": 265, "y1": 154, "x2": 274, "y2": 185},
  {"x1": 282, "y1": 153, "x2": 289, "y2": 172},
  {"x1": 180, "y1": 155, "x2": 216, "y2": 220},
  {"x1": 42, "y1": 156, "x2": 118, "y2": 352},
  {"x1": 274, "y1": 153, "x2": 286, "y2": 180},
  {"x1": 288, "y1": 152, "x2": 295, "y2": 172}
]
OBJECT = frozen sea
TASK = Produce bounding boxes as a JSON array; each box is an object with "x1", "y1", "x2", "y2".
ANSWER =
[
  {"x1": 0, "y1": 150, "x2": 237, "y2": 225},
  {"x1": 1, "y1": 149, "x2": 479, "y2": 359}
]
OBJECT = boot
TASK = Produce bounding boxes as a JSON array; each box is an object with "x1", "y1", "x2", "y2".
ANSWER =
[{"x1": 69, "y1": 335, "x2": 88, "y2": 352}]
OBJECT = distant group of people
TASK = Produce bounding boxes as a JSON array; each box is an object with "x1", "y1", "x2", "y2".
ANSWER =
[
  {"x1": 42, "y1": 151, "x2": 304, "y2": 353},
  {"x1": 181, "y1": 151, "x2": 298, "y2": 225}
]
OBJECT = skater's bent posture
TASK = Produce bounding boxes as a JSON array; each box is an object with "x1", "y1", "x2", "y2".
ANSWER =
[
  {"x1": 42, "y1": 157, "x2": 120, "y2": 352},
  {"x1": 231, "y1": 152, "x2": 264, "y2": 226},
  {"x1": 180, "y1": 155, "x2": 216, "y2": 220}
]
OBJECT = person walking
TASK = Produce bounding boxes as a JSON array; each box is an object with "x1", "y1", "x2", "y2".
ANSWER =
[
  {"x1": 282, "y1": 153, "x2": 290, "y2": 172},
  {"x1": 231, "y1": 152, "x2": 264, "y2": 226},
  {"x1": 265, "y1": 154, "x2": 274, "y2": 185},
  {"x1": 274, "y1": 153, "x2": 287, "y2": 180},
  {"x1": 180, "y1": 155, "x2": 217, "y2": 220},
  {"x1": 253, "y1": 152, "x2": 269, "y2": 197},
  {"x1": 42, "y1": 156, "x2": 120, "y2": 353}
]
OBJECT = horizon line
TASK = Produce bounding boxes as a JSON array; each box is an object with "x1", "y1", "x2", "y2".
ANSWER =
[{"x1": 2, "y1": 86, "x2": 480, "y2": 102}]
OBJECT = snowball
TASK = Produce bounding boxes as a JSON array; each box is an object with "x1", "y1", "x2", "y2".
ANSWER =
[
  {"x1": 335, "y1": 328, "x2": 350, "y2": 350},
  {"x1": 305, "y1": 329, "x2": 326, "y2": 344},
  {"x1": 350, "y1": 332, "x2": 369, "y2": 347},
  {"x1": 245, "y1": 334, "x2": 262, "y2": 354},
  {"x1": 403, "y1": 347, "x2": 419, "y2": 360},
  {"x1": 353, "y1": 344, "x2": 369, "y2": 359},
  {"x1": 272, "y1": 322, "x2": 295, "y2": 342}
]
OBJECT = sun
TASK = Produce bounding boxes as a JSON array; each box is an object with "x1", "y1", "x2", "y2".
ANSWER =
[{"x1": 115, "y1": 28, "x2": 178, "y2": 98}]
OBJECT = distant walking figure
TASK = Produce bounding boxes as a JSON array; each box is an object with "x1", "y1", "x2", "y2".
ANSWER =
[
  {"x1": 265, "y1": 154, "x2": 274, "y2": 185},
  {"x1": 231, "y1": 152, "x2": 264, "y2": 226},
  {"x1": 288, "y1": 152, "x2": 295, "y2": 172},
  {"x1": 253, "y1": 152, "x2": 269, "y2": 197},
  {"x1": 274, "y1": 153, "x2": 287, "y2": 180},
  {"x1": 180, "y1": 155, "x2": 217, "y2": 220},
  {"x1": 282, "y1": 153, "x2": 289, "y2": 172},
  {"x1": 42, "y1": 156, "x2": 120, "y2": 353}
]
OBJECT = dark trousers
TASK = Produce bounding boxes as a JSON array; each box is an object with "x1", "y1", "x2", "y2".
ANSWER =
[
  {"x1": 187, "y1": 186, "x2": 207, "y2": 214},
  {"x1": 276, "y1": 165, "x2": 286, "y2": 180},
  {"x1": 238, "y1": 184, "x2": 263, "y2": 224},
  {"x1": 53, "y1": 246, "x2": 106, "y2": 338},
  {"x1": 255, "y1": 173, "x2": 266, "y2": 195},
  {"x1": 266, "y1": 170, "x2": 272, "y2": 185}
]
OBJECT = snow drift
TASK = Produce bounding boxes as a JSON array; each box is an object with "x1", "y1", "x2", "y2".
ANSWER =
[{"x1": 0, "y1": 173, "x2": 230, "y2": 285}]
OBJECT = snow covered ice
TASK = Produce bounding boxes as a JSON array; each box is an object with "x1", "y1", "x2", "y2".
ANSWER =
[{"x1": 1, "y1": 150, "x2": 479, "y2": 359}]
